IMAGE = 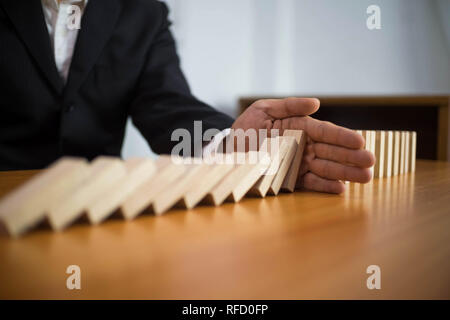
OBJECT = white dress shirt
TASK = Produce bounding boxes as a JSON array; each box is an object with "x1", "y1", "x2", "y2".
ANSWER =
[{"x1": 41, "y1": 0, "x2": 87, "y2": 82}]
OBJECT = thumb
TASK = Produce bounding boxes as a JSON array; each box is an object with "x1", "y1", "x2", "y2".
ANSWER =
[{"x1": 253, "y1": 97, "x2": 320, "y2": 119}]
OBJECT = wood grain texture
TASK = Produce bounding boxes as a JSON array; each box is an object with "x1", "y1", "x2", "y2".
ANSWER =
[{"x1": 1, "y1": 160, "x2": 448, "y2": 299}]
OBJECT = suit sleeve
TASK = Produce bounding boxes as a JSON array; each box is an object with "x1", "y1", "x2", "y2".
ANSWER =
[{"x1": 129, "y1": 2, "x2": 234, "y2": 156}]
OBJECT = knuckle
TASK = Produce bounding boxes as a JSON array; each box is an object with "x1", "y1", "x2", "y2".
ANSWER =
[{"x1": 252, "y1": 99, "x2": 270, "y2": 111}]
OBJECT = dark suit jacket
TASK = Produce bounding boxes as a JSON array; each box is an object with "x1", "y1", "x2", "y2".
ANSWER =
[{"x1": 0, "y1": 0, "x2": 234, "y2": 170}]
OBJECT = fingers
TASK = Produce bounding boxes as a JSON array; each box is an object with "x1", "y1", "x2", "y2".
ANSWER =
[
  {"x1": 299, "y1": 117, "x2": 365, "y2": 149},
  {"x1": 253, "y1": 97, "x2": 320, "y2": 119},
  {"x1": 300, "y1": 172, "x2": 346, "y2": 194},
  {"x1": 309, "y1": 158, "x2": 372, "y2": 183},
  {"x1": 313, "y1": 143, "x2": 375, "y2": 168}
]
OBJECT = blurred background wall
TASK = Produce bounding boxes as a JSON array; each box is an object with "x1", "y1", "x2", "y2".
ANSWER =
[{"x1": 122, "y1": 0, "x2": 450, "y2": 159}]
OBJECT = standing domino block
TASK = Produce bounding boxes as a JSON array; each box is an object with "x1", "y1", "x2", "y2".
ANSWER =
[
  {"x1": 249, "y1": 137, "x2": 287, "y2": 197},
  {"x1": 370, "y1": 131, "x2": 377, "y2": 171},
  {"x1": 120, "y1": 156, "x2": 186, "y2": 220},
  {"x1": 383, "y1": 131, "x2": 394, "y2": 178},
  {"x1": 393, "y1": 131, "x2": 401, "y2": 176},
  {"x1": 404, "y1": 131, "x2": 410, "y2": 173},
  {"x1": 205, "y1": 152, "x2": 270, "y2": 205},
  {"x1": 281, "y1": 130, "x2": 307, "y2": 192},
  {"x1": 86, "y1": 157, "x2": 156, "y2": 224},
  {"x1": 374, "y1": 131, "x2": 385, "y2": 178},
  {"x1": 48, "y1": 156, "x2": 127, "y2": 231},
  {"x1": 400, "y1": 131, "x2": 406, "y2": 175},
  {"x1": 410, "y1": 131, "x2": 417, "y2": 173},
  {"x1": 268, "y1": 136, "x2": 298, "y2": 195},
  {"x1": 0, "y1": 157, "x2": 89, "y2": 237}
]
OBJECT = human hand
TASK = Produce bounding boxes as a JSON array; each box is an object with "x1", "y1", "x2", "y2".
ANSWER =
[{"x1": 231, "y1": 97, "x2": 375, "y2": 193}]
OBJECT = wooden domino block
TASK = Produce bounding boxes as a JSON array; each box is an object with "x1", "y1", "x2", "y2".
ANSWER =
[
  {"x1": 393, "y1": 131, "x2": 401, "y2": 176},
  {"x1": 410, "y1": 131, "x2": 417, "y2": 173},
  {"x1": 281, "y1": 130, "x2": 306, "y2": 192},
  {"x1": 404, "y1": 131, "x2": 410, "y2": 173},
  {"x1": 248, "y1": 137, "x2": 287, "y2": 197},
  {"x1": 86, "y1": 157, "x2": 156, "y2": 224},
  {"x1": 0, "y1": 157, "x2": 89, "y2": 237},
  {"x1": 400, "y1": 131, "x2": 406, "y2": 175},
  {"x1": 47, "y1": 156, "x2": 127, "y2": 231},
  {"x1": 374, "y1": 131, "x2": 385, "y2": 178},
  {"x1": 268, "y1": 136, "x2": 298, "y2": 195},
  {"x1": 205, "y1": 152, "x2": 270, "y2": 205},
  {"x1": 361, "y1": 130, "x2": 416, "y2": 178},
  {"x1": 383, "y1": 131, "x2": 394, "y2": 178},
  {"x1": 119, "y1": 156, "x2": 186, "y2": 220},
  {"x1": 369, "y1": 130, "x2": 376, "y2": 172},
  {"x1": 179, "y1": 162, "x2": 234, "y2": 209},
  {"x1": 152, "y1": 162, "x2": 211, "y2": 215}
]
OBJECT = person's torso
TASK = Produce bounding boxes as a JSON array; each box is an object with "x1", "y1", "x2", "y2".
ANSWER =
[{"x1": 0, "y1": 0, "x2": 164, "y2": 170}]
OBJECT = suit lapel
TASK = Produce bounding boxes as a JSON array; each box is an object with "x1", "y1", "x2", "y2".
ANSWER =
[
  {"x1": 64, "y1": 0, "x2": 122, "y2": 103},
  {"x1": 1, "y1": 0, "x2": 64, "y2": 95}
]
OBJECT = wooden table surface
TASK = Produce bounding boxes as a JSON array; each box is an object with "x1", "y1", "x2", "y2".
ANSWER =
[{"x1": 0, "y1": 160, "x2": 449, "y2": 299}]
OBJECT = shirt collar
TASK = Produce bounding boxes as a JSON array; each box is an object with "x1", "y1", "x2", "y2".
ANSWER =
[{"x1": 42, "y1": 0, "x2": 87, "y2": 11}]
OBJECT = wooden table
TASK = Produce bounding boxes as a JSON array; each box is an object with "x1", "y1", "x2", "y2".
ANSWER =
[{"x1": 0, "y1": 160, "x2": 449, "y2": 299}]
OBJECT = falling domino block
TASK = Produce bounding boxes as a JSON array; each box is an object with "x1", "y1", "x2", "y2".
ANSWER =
[
  {"x1": 152, "y1": 162, "x2": 211, "y2": 215},
  {"x1": 281, "y1": 130, "x2": 307, "y2": 192},
  {"x1": 383, "y1": 131, "x2": 394, "y2": 178},
  {"x1": 86, "y1": 157, "x2": 156, "y2": 224},
  {"x1": 268, "y1": 136, "x2": 298, "y2": 195},
  {"x1": 120, "y1": 156, "x2": 186, "y2": 220},
  {"x1": 205, "y1": 152, "x2": 270, "y2": 205},
  {"x1": 0, "y1": 157, "x2": 89, "y2": 237},
  {"x1": 393, "y1": 131, "x2": 401, "y2": 176},
  {"x1": 248, "y1": 137, "x2": 287, "y2": 197},
  {"x1": 178, "y1": 161, "x2": 234, "y2": 209},
  {"x1": 48, "y1": 156, "x2": 127, "y2": 231}
]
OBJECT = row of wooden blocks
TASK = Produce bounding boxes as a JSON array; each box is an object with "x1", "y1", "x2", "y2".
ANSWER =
[
  {"x1": 0, "y1": 130, "x2": 307, "y2": 237},
  {"x1": 357, "y1": 130, "x2": 417, "y2": 178},
  {"x1": 0, "y1": 129, "x2": 418, "y2": 237}
]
